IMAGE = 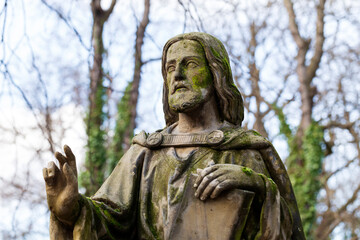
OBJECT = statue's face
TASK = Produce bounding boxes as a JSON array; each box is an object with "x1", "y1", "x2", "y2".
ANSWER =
[{"x1": 165, "y1": 40, "x2": 213, "y2": 113}]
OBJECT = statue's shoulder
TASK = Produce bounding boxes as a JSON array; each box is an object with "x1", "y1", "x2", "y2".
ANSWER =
[
  {"x1": 217, "y1": 126, "x2": 271, "y2": 150},
  {"x1": 132, "y1": 130, "x2": 148, "y2": 146},
  {"x1": 132, "y1": 127, "x2": 167, "y2": 148}
]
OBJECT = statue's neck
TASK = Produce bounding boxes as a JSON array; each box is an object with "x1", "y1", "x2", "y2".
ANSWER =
[{"x1": 174, "y1": 96, "x2": 222, "y2": 134}]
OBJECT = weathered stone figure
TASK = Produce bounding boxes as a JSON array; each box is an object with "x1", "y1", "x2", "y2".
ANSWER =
[{"x1": 43, "y1": 32, "x2": 305, "y2": 239}]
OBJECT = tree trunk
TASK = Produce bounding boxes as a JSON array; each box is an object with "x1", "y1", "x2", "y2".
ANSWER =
[
  {"x1": 283, "y1": 0, "x2": 326, "y2": 237},
  {"x1": 82, "y1": 0, "x2": 117, "y2": 195},
  {"x1": 122, "y1": 0, "x2": 151, "y2": 150}
]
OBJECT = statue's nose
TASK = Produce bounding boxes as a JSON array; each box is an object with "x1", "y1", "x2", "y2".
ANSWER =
[{"x1": 174, "y1": 66, "x2": 185, "y2": 81}]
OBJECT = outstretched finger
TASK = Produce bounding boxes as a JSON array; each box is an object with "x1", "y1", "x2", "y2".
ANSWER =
[
  {"x1": 55, "y1": 151, "x2": 66, "y2": 169},
  {"x1": 47, "y1": 161, "x2": 60, "y2": 178},
  {"x1": 43, "y1": 161, "x2": 60, "y2": 186},
  {"x1": 42, "y1": 168, "x2": 53, "y2": 185},
  {"x1": 64, "y1": 145, "x2": 77, "y2": 174},
  {"x1": 63, "y1": 162, "x2": 77, "y2": 188}
]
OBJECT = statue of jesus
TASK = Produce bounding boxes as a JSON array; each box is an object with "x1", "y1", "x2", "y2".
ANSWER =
[{"x1": 43, "y1": 32, "x2": 305, "y2": 240}]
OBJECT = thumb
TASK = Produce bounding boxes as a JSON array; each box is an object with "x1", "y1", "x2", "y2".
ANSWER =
[{"x1": 63, "y1": 162, "x2": 77, "y2": 187}]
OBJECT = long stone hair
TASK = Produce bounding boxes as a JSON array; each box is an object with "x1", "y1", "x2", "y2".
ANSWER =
[{"x1": 162, "y1": 32, "x2": 244, "y2": 127}]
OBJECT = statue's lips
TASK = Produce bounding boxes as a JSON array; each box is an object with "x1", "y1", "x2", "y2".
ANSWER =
[{"x1": 172, "y1": 84, "x2": 188, "y2": 94}]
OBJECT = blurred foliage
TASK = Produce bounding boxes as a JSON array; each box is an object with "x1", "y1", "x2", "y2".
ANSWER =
[
  {"x1": 80, "y1": 82, "x2": 108, "y2": 196},
  {"x1": 274, "y1": 104, "x2": 324, "y2": 239},
  {"x1": 80, "y1": 81, "x2": 133, "y2": 195},
  {"x1": 109, "y1": 82, "x2": 133, "y2": 172}
]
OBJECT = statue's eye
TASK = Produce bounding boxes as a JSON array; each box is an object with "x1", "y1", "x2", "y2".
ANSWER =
[
  {"x1": 186, "y1": 61, "x2": 198, "y2": 68},
  {"x1": 167, "y1": 65, "x2": 175, "y2": 73}
]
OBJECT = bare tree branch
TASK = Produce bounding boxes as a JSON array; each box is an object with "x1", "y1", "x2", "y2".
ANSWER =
[
  {"x1": 283, "y1": 0, "x2": 306, "y2": 49},
  {"x1": 307, "y1": 0, "x2": 326, "y2": 81},
  {"x1": 124, "y1": 0, "x2": 151, "y2": 150},
  {"x1": 0, "y1": 0, "x2": 8, "y2": 42},
  {"x1": 40, "y1": 0, "x2": 91, "y2": 52}
]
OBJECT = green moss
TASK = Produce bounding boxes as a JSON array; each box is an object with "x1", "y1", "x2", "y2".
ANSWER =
[
  {"x1": 242, "y1": 167, "x2": 253, "y2": 176},
  {"x1": 169, "y1": 185, "x2": 184, "y2": 205},
  {"x1": 252, "y1": 130, "x2": 261, "y2": 136},
  {"x1": 191, "y1": 65, "x2": 212, "y2": 89},
  {"x1": 90, "y1": 199, "x2": 127, "y2": 230},
  {"x1": 210, "y1": 46, "x2": 221, "y2": 59},
  {"x1": 267, "y1": 178, "x2": 278, "y2": 194},
  {"x1": 145, "y1": 192, "x2": 161, "y2": 240},
  {"x1": 238, "y1": 132, "x2": 258, "y2": 146},
  {"x1": 103, "y1": 209, "x2": 114, "y2": 220},
  {"x1": 209, "y1": 45, "x2": 232, "y2": 73},
  {"x1": 222, "y1": 55, "x2": 230, "y2": 68}
]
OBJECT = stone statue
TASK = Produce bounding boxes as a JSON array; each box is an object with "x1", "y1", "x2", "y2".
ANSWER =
[{"x1": 43, "y1": 32, "x2": 305, "y2": 239}]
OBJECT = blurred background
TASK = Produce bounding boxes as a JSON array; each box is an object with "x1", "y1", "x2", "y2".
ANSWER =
[{"x1": 0, "y1": 0, "x2": 359, "y2": 239}]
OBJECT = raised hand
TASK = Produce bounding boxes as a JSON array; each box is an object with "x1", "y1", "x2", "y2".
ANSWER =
[
  {"x1": 194, "y1": 164, "x2": 265, "y2": 201},
  {"x1": 43, "y1": 145, "x2": 80, "y2": 226}
]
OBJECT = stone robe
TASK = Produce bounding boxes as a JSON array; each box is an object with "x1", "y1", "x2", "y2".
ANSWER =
[{"x1": 49, "y1": 124, "x2": 305, "y2": 240}]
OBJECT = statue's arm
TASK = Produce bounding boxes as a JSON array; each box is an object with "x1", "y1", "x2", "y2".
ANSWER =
[
  {"x1": 259, "y1": 147, "x2": 306, "y2": 240},
  {"x1": 193, "y1": 164, "x2": 266, "y2": 201},
  {"x1": 193, "y1": 154, "x2": 294, "y2": 239},
  {"x1": 44, "y1": 144, "x2": 146, "y2": 240}
]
